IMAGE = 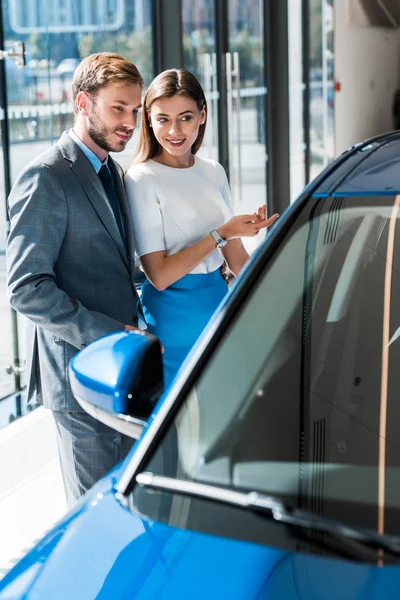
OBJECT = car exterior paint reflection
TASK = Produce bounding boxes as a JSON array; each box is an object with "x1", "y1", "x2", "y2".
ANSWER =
[{"x1": 2, "y1": 477, "x2": 400, "y2": 599}]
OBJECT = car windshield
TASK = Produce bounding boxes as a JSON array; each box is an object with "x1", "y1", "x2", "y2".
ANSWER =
[{"x1": 132, "y1": 194, "x2": 400, "y2": 555}]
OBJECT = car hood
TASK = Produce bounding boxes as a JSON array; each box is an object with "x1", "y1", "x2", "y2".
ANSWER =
[{"x1": 1, "y1": 485, "x2": 400, "y2": 600}]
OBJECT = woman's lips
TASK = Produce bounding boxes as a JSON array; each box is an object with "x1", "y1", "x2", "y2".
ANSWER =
[{"x1": 167, "y1": 139, "x2": 185, "y2": 148}]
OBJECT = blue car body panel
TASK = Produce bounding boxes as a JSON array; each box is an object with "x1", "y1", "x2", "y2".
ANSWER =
[
  {"x1": 70, "y1": 331, "x2": 157, "y2": 414},
  {"x1": 1, "y1": 485, "x2": 400, "y2": 600}
]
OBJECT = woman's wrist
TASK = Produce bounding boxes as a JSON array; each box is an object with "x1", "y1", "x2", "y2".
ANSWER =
[{"x1": 217, "y1": 224, "x2": 229, "y2": 240}]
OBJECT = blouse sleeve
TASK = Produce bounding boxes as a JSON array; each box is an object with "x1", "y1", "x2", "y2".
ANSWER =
[
  {"x1": 217, "y1": 162, "x2": 235, "y2": 218},
  {"x1": 124, "y1": 167, "x2": 166, "y2": 257}
]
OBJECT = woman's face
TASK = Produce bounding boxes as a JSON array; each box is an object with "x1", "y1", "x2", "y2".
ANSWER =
[{"x1": 148, "y1": 93, "x2": 206, "y2": 167}]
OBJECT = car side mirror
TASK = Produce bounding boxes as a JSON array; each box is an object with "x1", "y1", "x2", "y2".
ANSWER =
[{"x1": 69, "y1": 331, "x2": 164, "y2": 439}]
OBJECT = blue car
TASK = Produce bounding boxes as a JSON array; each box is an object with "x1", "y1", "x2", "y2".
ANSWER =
[{"x1": 3, "y1": 131, "x2": 400, "y2": 599}]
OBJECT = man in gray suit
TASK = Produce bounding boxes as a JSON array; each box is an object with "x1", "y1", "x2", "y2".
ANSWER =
[{"x1": 6, "y1": 53, "x2": 146, "y2": 506}]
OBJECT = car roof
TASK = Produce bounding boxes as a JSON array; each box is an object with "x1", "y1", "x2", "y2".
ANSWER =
[{"x1": 311, "y1": 131, "x2": 400, "y2": 197}]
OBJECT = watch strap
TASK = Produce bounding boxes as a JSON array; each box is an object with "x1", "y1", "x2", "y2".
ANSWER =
[{"x1": 210, "y1": 229, "x2": 227, "y2": 248}]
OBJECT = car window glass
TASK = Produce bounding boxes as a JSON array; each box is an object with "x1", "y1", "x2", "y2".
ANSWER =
[{"x1": 133, "y1": 195, "x2": 400, "y2": 545}]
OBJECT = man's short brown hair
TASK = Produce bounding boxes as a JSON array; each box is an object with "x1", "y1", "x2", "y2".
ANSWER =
[{"x1": 72, "y1": 52, "x2": 143, "y2": 114}]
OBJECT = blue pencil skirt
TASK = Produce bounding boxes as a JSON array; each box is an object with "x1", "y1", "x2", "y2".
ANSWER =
[{"x1": 141, "y1": 269, "x2": 228, "y2": 390}]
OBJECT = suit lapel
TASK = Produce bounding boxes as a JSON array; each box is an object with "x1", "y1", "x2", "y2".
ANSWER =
[{"x1": 58, "y1": 133, "x2": 129, "y2": 268}]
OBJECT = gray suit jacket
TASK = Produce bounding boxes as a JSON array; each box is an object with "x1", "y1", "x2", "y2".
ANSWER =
[{"x1": 6, "y1": 132, "x2": 142, "y2": 411}]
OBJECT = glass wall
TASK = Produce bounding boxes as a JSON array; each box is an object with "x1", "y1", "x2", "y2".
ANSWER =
[
  {"x1": 288, "y1": 0, "x2": 306, "y2": 202},
  {"x1": 309, "y1": 0, "x2": 335, "y2": 178},
  {"x1": 0, "y1": 0, "x2": 153, "y2": 425},
  {"x1": 182, "y1": 0, "x2": 268, "y2": 254},
  {"x1": 181, "y1": 0, "x2": 218, "y2": 162},
  {"x1": 288, "y1": 0, "x2": 335, "y2": 203},
  {"x1": 4, "y1": 0, "x2": 153, "y2": 174},
  {"x1": 227, "y1": 0, "x2": 267, "y2": 217}
]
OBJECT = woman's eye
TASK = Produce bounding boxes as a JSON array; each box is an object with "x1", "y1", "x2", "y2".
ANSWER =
[
  {"x1": 114, "y1": 106, "x2": 123, "y2": 112},
  {"x1": 181, "y1": 116, "x2": 192, "y2": 121},
  {"x1": 158, "y1": 118, "x2": 167, "y2": 123}
]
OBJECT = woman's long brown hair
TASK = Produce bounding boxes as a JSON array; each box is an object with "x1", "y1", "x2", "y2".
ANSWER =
[{"x1": 135, "y1": 69, "x2": 207, "y2": 164}]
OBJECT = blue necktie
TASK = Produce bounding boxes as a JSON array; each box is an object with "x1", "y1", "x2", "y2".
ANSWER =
[{"x1": 98, "y1": 165, "x2": 126, "y2": 245}]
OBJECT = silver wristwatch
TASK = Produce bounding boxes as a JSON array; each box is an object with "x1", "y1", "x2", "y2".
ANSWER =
[{"x1": 210, "y1": 229, "x2": 227, "y2": 249}]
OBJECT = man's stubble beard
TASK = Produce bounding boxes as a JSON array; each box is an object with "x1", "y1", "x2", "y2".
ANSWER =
[{"x1": 87, "y1": 105, "x2": 126, "y2": 154}]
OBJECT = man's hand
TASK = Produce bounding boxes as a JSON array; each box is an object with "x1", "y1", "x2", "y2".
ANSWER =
[
  {"x1": 220, "y1": 260, "x2": 234, "y2": 285},
  {"x1": 124, "y1": 324, "x2": 141, "y2": 332}
]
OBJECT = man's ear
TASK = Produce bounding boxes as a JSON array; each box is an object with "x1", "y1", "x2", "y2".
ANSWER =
[{"x1": 76, "y1": 91, "x2": 91, "y2": 115}]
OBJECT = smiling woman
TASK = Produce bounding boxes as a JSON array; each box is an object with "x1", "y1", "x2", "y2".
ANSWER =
[
  {"x1": 124, "y1": 69, "x2": 278, "y2": 391},
  {"x1": 148, "y1": 94, "x2": 205, "y2": 168}
]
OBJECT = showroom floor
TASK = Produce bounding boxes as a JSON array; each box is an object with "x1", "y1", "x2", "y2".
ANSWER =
[{"x1": 0, "y1": 407, "x2": 66, "y2": 578}]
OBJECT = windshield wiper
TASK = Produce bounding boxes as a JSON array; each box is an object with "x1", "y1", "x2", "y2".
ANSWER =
[{"x1": 136, "y1": 472, "x2": 400, "y2": 563}]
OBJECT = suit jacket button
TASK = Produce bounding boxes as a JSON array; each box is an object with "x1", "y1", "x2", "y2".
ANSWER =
[
  {"x1": 132, "y1": 316, "x2": 139, "y2": 325},
  {"x1": 80, "y1": 343, "x2": 87, "y2": 349}
]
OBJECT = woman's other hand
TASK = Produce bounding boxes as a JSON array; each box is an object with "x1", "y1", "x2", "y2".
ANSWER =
[
  {"x1": 218, "y1": 209, "x2": 279, "y2": 240},
  {"x1": 257, "y1": 204, "x2": 267, "y2": 221},
  {"x1": 257, "y1": 204, "x2": 279, "y2": 229}
]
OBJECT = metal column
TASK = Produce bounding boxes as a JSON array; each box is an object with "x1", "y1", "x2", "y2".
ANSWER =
[
  {"x1": 214, "y1": 0, "x2": 230, "y2": 177},
  {"x1": 302, "y1": 0, "x2": 311, "y2": 184},
  {"x1": 265, "y1": 0, "x2": 291, "y2": 215},
  {"x1": 152, "y1": 0, "x2": 184, "y2": 73}
]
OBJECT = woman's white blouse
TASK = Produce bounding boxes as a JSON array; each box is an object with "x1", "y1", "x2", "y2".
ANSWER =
[{"x1": 124, "y1": 155, "x2": 234, "y2": 274}]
